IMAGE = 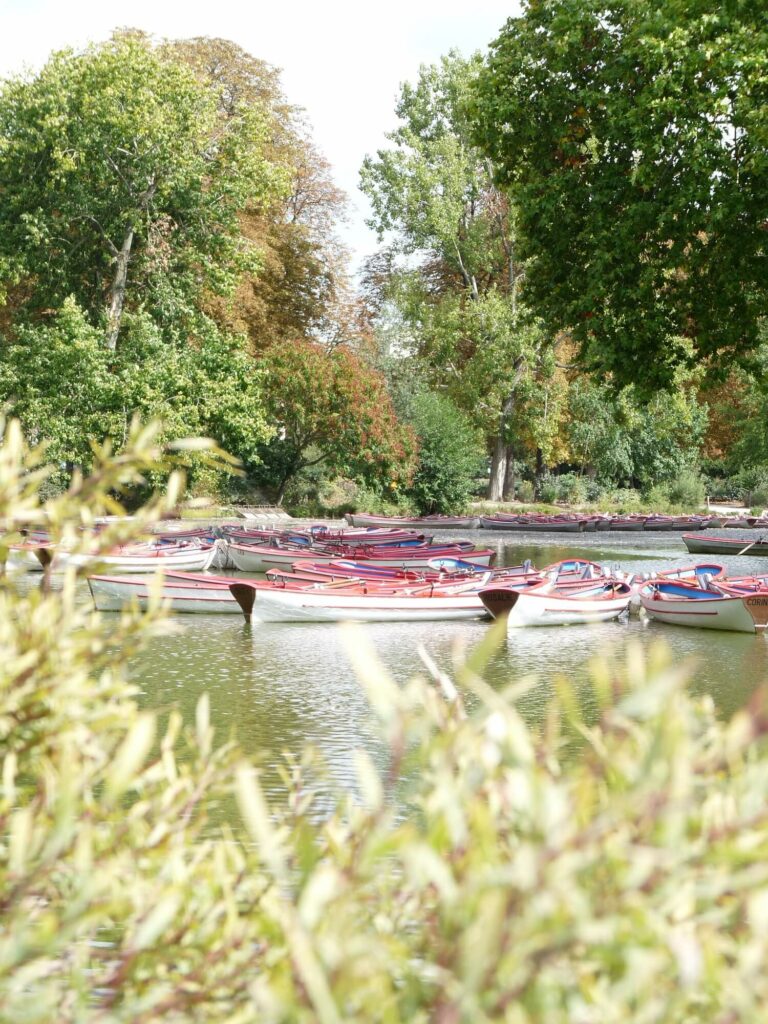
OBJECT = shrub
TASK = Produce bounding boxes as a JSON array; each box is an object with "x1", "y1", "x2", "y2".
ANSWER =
[
  {"x1": 404, "y1": 391, "x2": 485, "y2": 514},
  {"x1": 607, "y1": 487, "x2": 645, "y2": 512},
  {"x1": 538, "y1": 473, "x2": 559, "y2": 504},
  {"x1": 667, "y1": 469, "x2": 707, "y2": 509},
  {"x1": 732, "y1": 466, "x2": 768, "y2": 507},
  {"x1": 7, "y1": 419, "x2": 768, "y2": 1020},
  {"x1": 644, "y1": 482, "x2": 671, "y2": 510},
  {"x1": 516, "y1": 479, "x2": 535, "y2": 503},
  {"x1": 556, "y1": 471, "x2": 588, "y2": 505}
]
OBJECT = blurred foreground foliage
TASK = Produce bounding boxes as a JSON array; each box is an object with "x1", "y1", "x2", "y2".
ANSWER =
[{"x1": 3, "y1": 419, "x2": 768, "y2": 1021}]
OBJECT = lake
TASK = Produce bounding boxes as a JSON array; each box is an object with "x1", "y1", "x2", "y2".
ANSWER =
[{"x1": 120, "y1": 527, "x2": 768, "y2": 800}]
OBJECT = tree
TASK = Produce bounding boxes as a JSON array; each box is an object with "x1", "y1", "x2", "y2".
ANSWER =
[
  {"x1": 0, "y1": 298, "x2": 272, "y2": 495},
  {"x1": 473, "y1": 0, "x2": 768, "y2": 390},
  {"x1": 566, "y1": 367, "x2": 707, "y2": 489},
  {"x1": 360, "y1": 52, "x2": 552, "y2": 501},
  {"x1": 166, "y1": 36, "x2": 361, "y2": 352},
  {"x1": 403, "y1": 391, "x2": 485, "y2": 513},
  {"x1": 0, "y1": 35, "x2": 282, "y2": 348},
  {"x1": 252, "y1": 339, "x2": 416, "y2": 503}
]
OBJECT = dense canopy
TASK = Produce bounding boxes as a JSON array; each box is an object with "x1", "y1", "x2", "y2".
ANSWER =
[{"x1": 472, "y1": 0, "x2": 768, "y2": 390}]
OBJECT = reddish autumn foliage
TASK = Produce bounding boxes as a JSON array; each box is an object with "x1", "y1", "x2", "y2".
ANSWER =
[{"x1": 256, "y1": 339, "x2": 416, "y2": 501}]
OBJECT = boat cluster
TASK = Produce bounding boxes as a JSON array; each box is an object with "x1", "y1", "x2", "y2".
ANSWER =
[
  {"x1": 347, "y1": 512, "x2": 742, "y2": 533},
  {"x1": 8, "y1": 521, "x2": 768, "y2": 633}
]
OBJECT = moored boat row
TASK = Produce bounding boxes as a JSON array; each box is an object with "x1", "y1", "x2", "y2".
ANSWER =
[{"x1": 347, "y1": 511, "x2": 729, "y2": 532}]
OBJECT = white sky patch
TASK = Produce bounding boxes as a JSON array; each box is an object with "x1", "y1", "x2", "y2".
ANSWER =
[{"x1": 0, "y1": 0, "x2": 519, "y2": 269}]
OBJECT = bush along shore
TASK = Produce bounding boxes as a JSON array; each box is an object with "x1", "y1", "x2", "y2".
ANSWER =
[{"x1": 2, "y1": 417, "x2": 768, "y2": 1020}]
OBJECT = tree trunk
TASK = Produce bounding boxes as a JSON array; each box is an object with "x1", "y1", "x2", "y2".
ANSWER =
[
  {"x1": 487, "y1": 435, "x2": 508, "y2": 502},
  {"x1": 533, "y1": 447, "x2": 545, "y2": 499},
  {"x1": 487, "y1": 393, "x2": 516, "y2": 501},
  {"x1": 274, "y1": 476, "x2": 289, "y2": 506},
  {"x1": 502, "y1": 444, "x2": 516, "y2": 500},
  {"x1": 105, "y1": 227, "x2": 135, "y2": 351}
]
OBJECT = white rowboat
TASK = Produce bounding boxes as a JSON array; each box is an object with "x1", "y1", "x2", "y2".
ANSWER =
[
  {"x1": 88, "y1": 572, "x2": 239, "y2": 613},
  {"x1": 228, "y1": 579, "x2": 493, "y2": 623},
  {"x1": 479, "y1": 580, "x2": 633, "y2": 628},
  {"x1": 639, "y1": 580, "x2": 768, "y2": 633}
]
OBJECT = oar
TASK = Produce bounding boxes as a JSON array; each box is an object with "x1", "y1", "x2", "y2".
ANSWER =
[{"x1": 737, "y1": 534, "x2": 764, "y2": 556}]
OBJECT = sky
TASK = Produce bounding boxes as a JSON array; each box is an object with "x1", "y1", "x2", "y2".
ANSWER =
[{"x1": 0, "y1": 0, "x2": 519, "y2": 269}]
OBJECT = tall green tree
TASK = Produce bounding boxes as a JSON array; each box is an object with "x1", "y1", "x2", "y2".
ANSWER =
[
  {"x1": 165, "y1": 36, "x2": 360, "y2": 352},
  {"x1": 473, "y1": 0, "x2": 768, "y2": 389},
  {"x1": 360, "y1": 52, "x2": 551, "y2": 501},
  {"x1": 0, "y1": 35, "x2": 282, "y2": 348}
]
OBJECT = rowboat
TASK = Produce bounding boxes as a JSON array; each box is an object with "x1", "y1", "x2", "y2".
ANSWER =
[
  {"x1": 606, "y1": 516, "x2": 647, "y2": 532},
  {"x1": 478, "y1": 515, "x2": 589, "y2": 533},
  {"x1": 479, "y1": 579, "x2": 633, "y2": 628},
  {"x1": 6, "y1": 546, "x2": 45, "y2": 571},
  {"x1": 639, "y1": 579, "x2": 768, "y2": 633},
  {"x1": 225, "y1": 541, "x2": 495, "y2": 573},
  {"x1": 657, "y1": 562, "x2": 725, "y2": 581},
  {"x1": 228, "y1": 576, "x2": 498, "y2": 623},
  {"x1": 642, "y1": 515, "x2": 710, "y2": 532},
  {"x1": 88, "y1": 572, "x2": 240, "y2": 613},
  {"x1": 682, "y1": 534, "x2": 768, "y2": 556},
  {"x1": 35, "y1": 541, "x2": 217, "y2": 574}
]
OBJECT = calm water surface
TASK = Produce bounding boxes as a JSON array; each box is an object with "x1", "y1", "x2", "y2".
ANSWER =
[{"x1": 121, "y1": 528, "x2": 768, "y2": 799}]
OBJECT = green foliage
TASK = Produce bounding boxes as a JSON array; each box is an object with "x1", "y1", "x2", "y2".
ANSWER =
[
  {"x1": 6, "y1": 424, "x2": 768, "y2": 1018},
  {"x1": 0, "y1": 299, "x2": 271, "y2": 499},
  {"x1": 666, "y1": 470, "x2": 707, "y2": 509},
  {"x1": 360, "y1": 52, "x2": 553, "y2": 500},
  {"x1": 727, "y1": 467, "x2": 768, "y2": 508},
  {"x1": 554, "y1": 471, "x2": 588, "y2": 505},
  {"x1": 252, "y1": 339, "x2": 416, "y2": 503},
  {"x1": 0, "y1": 35, "x2": 282, "y2": 342},
  {"x1": 516, "y1": 479, "x2": 535, "y2": 503},
  {"x1": 567, "y1": 370, "x2": 707, "y2": 490},
  {"x1": 403, "y1": 390, "x2": 485, "y2": 513},
  {"x1": 473, "y1": 0, "x2": 768, "y2": 390}
]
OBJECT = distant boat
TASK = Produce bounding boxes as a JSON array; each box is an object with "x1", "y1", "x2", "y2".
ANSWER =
[
  {"x1": 344, "y1": 512, "x2": 480, "y2": 529},
  {"x1": 478, "y1": 514, "x2": 589, "y2": 533},
  {"x1": 682, "y1": 534, "x2": 768, "y2": 556},
  {"x1": 642, "y1": 515, "x2": 710, "y2": 532}
]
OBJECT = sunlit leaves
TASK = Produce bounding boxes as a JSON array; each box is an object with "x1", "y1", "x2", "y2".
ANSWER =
[
  {"x1": 473, "y1": 0, "x2": 768, "y2": 389},
  {"x1": 0, "y1": 34, "x2": 283, "y2": 343},
  {"x1": 253, "y1": 338, "x2": 416, "y2": 501}
]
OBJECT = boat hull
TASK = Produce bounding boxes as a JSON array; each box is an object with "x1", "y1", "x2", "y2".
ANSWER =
[
  {"x1": 682, "y1": 534, "x2": 768, "y2": 556},
  {"x1": 480, "y1": 583, "x2": 632, "y2": 628},
  {"x1": 88, "y1": 574, "x2": 239, "y2": 613},
  {"x1": 344, "y1": 513, "x2": 479, "y2": 529},
  {"x1": 229, "y1": 583, "x2": 489, "y2": 622},
  {"x1": 640, "y1": 587, "x2": 768, "y2": 633},
  {"x1": 41, "y1": 544, "x2": 217, "y2": 574}
]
